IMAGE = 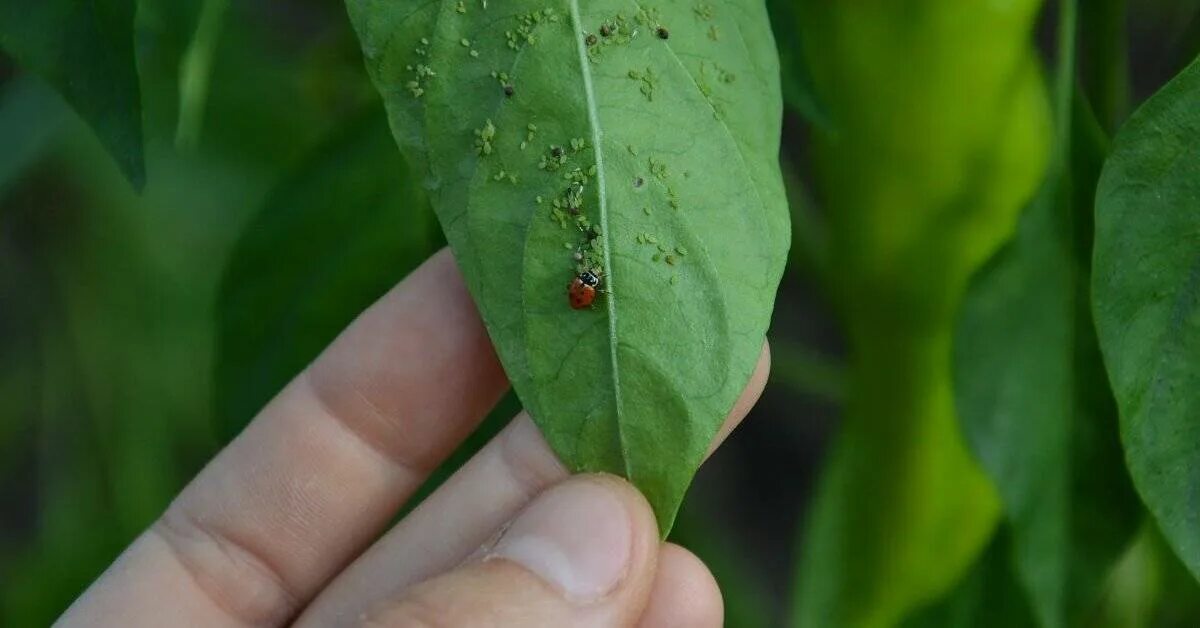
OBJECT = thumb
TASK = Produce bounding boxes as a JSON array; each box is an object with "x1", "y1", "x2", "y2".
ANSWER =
[{"x1": 362, "y1": 475, "x2": 661, "y2": 627}]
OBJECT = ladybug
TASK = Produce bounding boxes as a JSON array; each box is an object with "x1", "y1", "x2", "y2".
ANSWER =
[{"x1": 568, "y1": 270, "x2": 601, "y2": 309}]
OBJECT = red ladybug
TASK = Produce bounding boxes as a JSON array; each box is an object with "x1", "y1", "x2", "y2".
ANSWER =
[{"x1": 568, "y1": 270, "x2": 601, "y2": 309}]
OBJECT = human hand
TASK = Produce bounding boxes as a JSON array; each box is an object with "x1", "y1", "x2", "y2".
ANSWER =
[{"x1": 59, "y1": 249, "x2": 769, "y2": 627}]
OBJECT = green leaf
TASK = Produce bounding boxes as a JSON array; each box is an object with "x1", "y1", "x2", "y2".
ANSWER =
[
  {"x1": 764, "y1": 0, "x2": 830, "y2": 129},
  {"x1": 1093, "y1": 54, "x2": 1200, "y2": 587},
  {"x1": 768, "y1": 340, "x2": 844, "y2": 405},
  {"x1": 216, "y1": 107, "x2": 440, "y2": 439},
  {"x1": 900, "y1": 531, "x2": 1038, "y2": 628},
  {"x1": 1086, "y1": 523, "x2": 1200, "y2": 628},
  {"x1": 0, "y1": 76, "x2": 69, "y2": 197},
  {"x1": 345, "y1": 0, "x2": 790, "y2": 529},
  {"x1": 0, "y1": 0, "x2": 145, "y2": 188},
  {"x1": 954, "y1": 5, "x2": 1140, "y2": 624},
  {"x1": 789, "y1": 334, "x2": 1002, "y2": 628}
]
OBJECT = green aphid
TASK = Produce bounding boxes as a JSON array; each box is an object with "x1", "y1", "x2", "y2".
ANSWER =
[
  {"x1": 665, "y1": 255, "x2": 677, "y2": 265},
  {"x1": 670, "y1": 275, "x2": 679, "y2": 285},
  {"x1": 566, "y1": 181, "x2": 585, "y2": 211},
  {"x1": 456, "y1": 0, "x2": 466, "y2": 13},
  {"x1": 652, "y1": 253, "x2": 662, "y2": 262},
  {"x1": 460, "y1": 38, "x2": 471, "y2": 47},
  {"x1": 675, "y1": 246, "x2": 689, "y2": 256}
]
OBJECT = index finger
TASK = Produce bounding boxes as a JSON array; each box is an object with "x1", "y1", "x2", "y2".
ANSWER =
[{"x1": 60, "y1": 248, "x2": 509, "y2": 626}]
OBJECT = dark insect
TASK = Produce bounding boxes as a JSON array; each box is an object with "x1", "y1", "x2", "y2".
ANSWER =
[
  {"x1": 503, "y1": 84, "x2": 514, "y2": 97},
  {"x1": 586, "y1": 33, "x2": 598, "y2": 46},
  {"x1": 656, "y1": 26, "x2": 669, "y2": 40},
  {"x1": 551, "y1": 145, "x2": 564, "y2": 158},
  {"x1": 568, "y1": 271, "x2": 601, "y2": 309},
  {"x1": 633, "y1": 176, "x2": 644, "y2": 188},
  {"x1": 600, "y1": 24, "x2": 613, "y2": 37},
  {"x1": 566, "y1": 182, "x2": 585, "y2": 214},
  {"x1": 586, "y1": 226, "x2": 600, "y2": 241}
]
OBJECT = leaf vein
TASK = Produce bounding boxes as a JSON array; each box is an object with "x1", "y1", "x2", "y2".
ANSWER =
[{"x1": 568, "y1": 0, "x2": 630, "y2": 480}]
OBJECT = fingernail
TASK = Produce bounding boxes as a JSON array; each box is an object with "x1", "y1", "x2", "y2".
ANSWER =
[{"x1": 487, "y1": 480, "x2": 633, "y2": 602}]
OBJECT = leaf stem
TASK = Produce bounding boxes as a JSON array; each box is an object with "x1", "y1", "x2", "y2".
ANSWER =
[
  {"x1": 1054, "y1": 0, "x2": 1078, "y2": 171},
  {"x1": 176, "y1": 0, "x2": 230, "y2": 150}
]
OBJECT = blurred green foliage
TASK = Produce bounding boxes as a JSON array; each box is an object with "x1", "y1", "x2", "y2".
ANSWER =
[
  {"x1": 0, "y1": 1, "x2": 407, "y2": 622},
  {"x1": 3, "y1": 1, "x2": 1200, "y2": 627}
]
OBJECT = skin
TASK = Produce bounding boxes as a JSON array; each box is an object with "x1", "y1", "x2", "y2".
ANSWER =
[{"x1": 57, "y1": 248, "x2": 770, "y2": 627}]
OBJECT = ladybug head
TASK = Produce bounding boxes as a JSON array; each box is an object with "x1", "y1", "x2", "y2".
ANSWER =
[{"x1": 579, "y1": 271, "x2": 600, "y2": 287}]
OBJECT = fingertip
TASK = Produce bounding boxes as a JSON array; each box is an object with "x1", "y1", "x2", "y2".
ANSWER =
[
  {"x1": 484, "y1": 474, "x2": 661, "y2": 604},
  {"x1": 638, "y1": 543, "x2": 724, "y2": 628},
  {"x1": 709, "y1": 340, "x2": 771, "y2": 456},
  {"x1": 362, "y1": 475, "x2": 663, "y2": 627}
]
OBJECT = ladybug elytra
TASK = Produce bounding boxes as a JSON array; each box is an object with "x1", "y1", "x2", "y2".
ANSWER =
[{"x1": 568, "y1": 270, "x2": 601, "y2": 309}]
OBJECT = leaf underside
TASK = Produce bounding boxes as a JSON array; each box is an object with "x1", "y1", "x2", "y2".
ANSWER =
[
  {"x1": 345, "y1": 0, "x2": 790, "y2": 529},
  {"x1": 1093, "y1": 55, "x2": 1200, "y2": 586}
]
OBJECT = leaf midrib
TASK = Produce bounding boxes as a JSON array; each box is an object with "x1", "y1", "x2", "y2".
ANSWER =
[{"x1": 567, "y1": 0, "x2": 630, "y2": 479}]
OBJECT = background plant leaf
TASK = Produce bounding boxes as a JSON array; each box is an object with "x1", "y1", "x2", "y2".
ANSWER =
[
  {"x1": 1093, "y1": 53, "x2": 1200, "y2": 588},
  {"x1": 765, "y1": 0, "x2": 829, "y2": 130},
  {"x1": 787, "y1": 1, "x2": 1051, "y2": 625},
  {"x1": 953, "y1": 4, "x2": 1141, "y2": 625},
  {"x1": 345, "y1": 0, "x2": 790, "y2": 529},
  {"x1": 0, "y1": 0, "x2": 145, "y2": 188},
  {"x1": 789, "y1": 342, "x2": 1003, "y2": 628},
  {"x1": 216, "y1": 106, "x2": 441, "y2": 439},
  {"x1": 900, "y1": 531, "x2": 1038, "y2": 628}
]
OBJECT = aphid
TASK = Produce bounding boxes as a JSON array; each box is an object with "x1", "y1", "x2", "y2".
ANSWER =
[
  {"x1": 568, "y1": 270, "x2": 601, "y2": 309},
  {"x1": 656, "y1": 26, "x2": 669, "y2": 39},
  {"x1": 566, "y1": 182, "x2": 585, "y2": 213},
  {"x1": 551, "y1": 145, "x2": 564, "y2": 158},
  {"x1": 600, "y1": 23, "x2": 613, "y2": 37},
  {"x1": 503, "y1": 84, "x2": 515, "y2": 97},
  {"x1": 586, "y1": 33, "x2": 598, "y2": 46},
  {"x1": 633, "y1": 176, "x2": 644, "y2": 188}
]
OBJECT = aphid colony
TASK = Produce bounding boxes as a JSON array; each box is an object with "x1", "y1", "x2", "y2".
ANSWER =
[
  {"x1": 412, "y1": 5, "x2": 694, "y2": 310},
  {"x1": 560, "y1": 181, "x2": 606, "y2": 310}
]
